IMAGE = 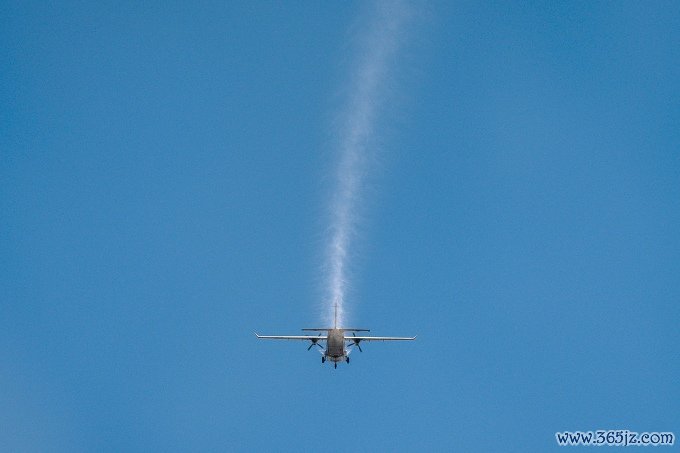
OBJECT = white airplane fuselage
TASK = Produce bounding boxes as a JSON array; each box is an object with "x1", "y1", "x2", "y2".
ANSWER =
[{"x1": 324, "y1": 328, "x2": 348, "y2": 363}]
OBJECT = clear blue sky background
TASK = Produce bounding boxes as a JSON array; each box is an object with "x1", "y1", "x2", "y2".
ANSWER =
[{"x1": 2, "y1": 1, "x2": 679, "y2": 451}]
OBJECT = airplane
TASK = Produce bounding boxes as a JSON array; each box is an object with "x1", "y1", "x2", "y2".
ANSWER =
[{"x1": 255, "y1": 305, "x2": 416, "y2": 368}]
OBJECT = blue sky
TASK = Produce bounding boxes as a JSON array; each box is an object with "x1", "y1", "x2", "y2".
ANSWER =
[{"x1": 2, "y1": 1, "x2": 679, "y2": 451}]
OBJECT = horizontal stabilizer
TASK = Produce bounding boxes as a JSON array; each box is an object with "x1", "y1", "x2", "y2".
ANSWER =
[{"x1": 301, "y1": 328, "x2": 370, "y2": 332}]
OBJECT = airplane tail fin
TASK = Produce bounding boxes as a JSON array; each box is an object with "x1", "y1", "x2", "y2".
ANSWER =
[{"x1": 301, "y1": 302, "x2": 368, "y2": 331}]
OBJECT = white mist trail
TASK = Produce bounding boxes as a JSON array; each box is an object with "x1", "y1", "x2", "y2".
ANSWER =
[{"x1": 324, "y1": 2, "x2": 411, "y2": 327}]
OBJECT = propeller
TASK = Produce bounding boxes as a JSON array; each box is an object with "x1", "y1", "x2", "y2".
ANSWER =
[
  {"x1": 351, "y1": 332, "x2": 363, "y2": 352},
  {"x1": 307, "y1": 333, "x2": 324, "y2": 351},
  {"x1": 307, "y1": 341, "x2": 323, "y2": 351}
]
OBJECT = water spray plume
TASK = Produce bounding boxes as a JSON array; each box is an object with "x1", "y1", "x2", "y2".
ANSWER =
[{"x1": 324, "y1": 1, "x2": 411, "y2": 327}]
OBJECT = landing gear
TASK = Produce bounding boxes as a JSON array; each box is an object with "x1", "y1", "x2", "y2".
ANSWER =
[
  {"x1": 321, "y1": 356, "x2": 325, "y2": 363},
  {"x1": 334, "y1": 363, "x2": 337, "y2": 369},
  {"x1": 346, "y1": 356, "x2": 350, "y2": 364}
]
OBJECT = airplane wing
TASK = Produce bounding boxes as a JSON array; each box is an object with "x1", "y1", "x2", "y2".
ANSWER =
[
  {"x1": 348, "y1": 336, "x2": 416, "y2": 341},
  {"x1": 255, "y1": 333, "x2": 327, "y2": 341}
]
